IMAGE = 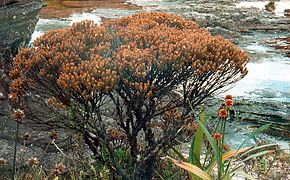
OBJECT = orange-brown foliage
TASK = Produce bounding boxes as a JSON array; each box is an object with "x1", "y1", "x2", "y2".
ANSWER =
[{"x1": 10, "y1": 12, "x2": 248, "y2": 102}]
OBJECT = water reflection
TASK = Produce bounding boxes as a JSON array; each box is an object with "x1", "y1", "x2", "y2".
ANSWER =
[{"x1": 40, "y1": 0, "x2": 140, "y2": 18}]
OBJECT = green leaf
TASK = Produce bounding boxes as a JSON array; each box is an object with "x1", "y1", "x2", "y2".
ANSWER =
[
  {"x1": 190, "y1": 106, "x2": 206, "y2": 168},
  {"x1": 101, "y1": 145, "x2": 109, "y2": 162},
  {"x1": 189, "y1": 137, "x2": 195, "y2": 163},
  {"x1": 242, "y1": 150, "x2": 275, "y2": 162},
  {"x1": 195, "y1": 119, "x2": 220, "y2": 173},
  {"x1": 240, "y1": 144, "x2": 277, "y2": 157}
]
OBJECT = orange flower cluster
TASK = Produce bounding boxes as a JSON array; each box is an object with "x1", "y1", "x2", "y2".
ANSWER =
[
  {"x1": 0, "y1": 158, "x2": 7, "y2": 167},
  {"x1": 107, "y1": 12, "x2": 199, "y2": 31},
  {"x1": 225, "y1": 99, "x2": 234, "y2": 107},
  {"x1": 47, "y1": 97, "x2": 66, "y2": 109},
  {"x1": 184, "y1": 120, "x2": 199, "y2": 132},
  {"x1": 57, "y1": 56, "x2": 117, "y2": 94},
  {"x1": 8, "y1": 93, "x2": 18, "y2": 103},
  {"x1": 225, "y1": 95, "x2": 233, "y2": 100},
  {"x1": 23, "y1": 132, "x2": 31, "y2": 142},
  {"x1": 108, "y1": 12, "x2": 248, "y2": 75},
  {"x1": 107, "y1": 128, "x2": 126, "y2": 140},
  {"x1": 12, "y1": 109, "x2": 25, "y2": 122},
  {"x1": 9, "y1": 78, "x2": 27, "y2": 94},
  {"x1": 163, "y1": 107, "x2": 182, "y2": 122},
  {"x1": 9, "y1": 12, "x2": 248, "y2": 120},
  {"x1": 223, "y1": 143, "x2": 231, "y2": 152},
  {"x1": 131, "y1": 81, "x2": 153, "y2": 97}
]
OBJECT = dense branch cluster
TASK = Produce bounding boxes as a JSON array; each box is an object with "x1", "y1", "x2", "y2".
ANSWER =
[{"x1": 9, "y1": 12, "x2": 248, "y2": 179}]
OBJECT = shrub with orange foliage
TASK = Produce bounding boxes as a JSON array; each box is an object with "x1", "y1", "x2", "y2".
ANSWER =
[{"x1": 9, "y1": 12, "x2": 248, "y2": 179}]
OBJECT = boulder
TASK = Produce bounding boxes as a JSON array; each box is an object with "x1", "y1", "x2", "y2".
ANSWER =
[
  {"x1": 284, "y1": 9, "x2": 290, "y2": 17},
  {"x1": 265, "y1": 1, "x2": 275, "y2": 13},
  {"x1": 0, "y1": 0, "x2": 42, "y2": 55}
]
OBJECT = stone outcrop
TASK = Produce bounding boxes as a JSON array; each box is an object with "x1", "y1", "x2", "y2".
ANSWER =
[
  {"x1": 0, "y1": 0, "x2": 43, "y2": 95},
  {"x1": 274, "y1": 37, "x2": 290, "y2": 57},
  {"x1": 265, "y1": 1, "x2": 275, "y2": 12},
  {"x1": 284, "y1": 9, "x2": 290, "y2": 17},
  {"x1": 0, "y1": 0, "x2": 42, "y2": 55}
]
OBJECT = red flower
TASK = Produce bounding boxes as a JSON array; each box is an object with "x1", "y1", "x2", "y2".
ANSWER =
[
  {"x1": 225, "y1": 95, "x2": 233, "y2": 100},
  {"x1": 218, "y1": 109, "x2": 227, "y2": 119},
  {"x1": 225, "y1": 99, "x2": 233, "y2": 107},
  {"x1": 212, "y1": 133, "x2": 222, "y2": 141}
]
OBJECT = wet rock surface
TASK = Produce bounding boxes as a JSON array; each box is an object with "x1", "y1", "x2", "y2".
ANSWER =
[
  {"x1": 158, "y1": 1, "x2": 289, "y2": 43},
  {"x1": 234, "y1": 100, "x2": 290, "y2": 137},
  {"x1": 274, "y1": 37, "x2": 290, "y2": 57}
]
